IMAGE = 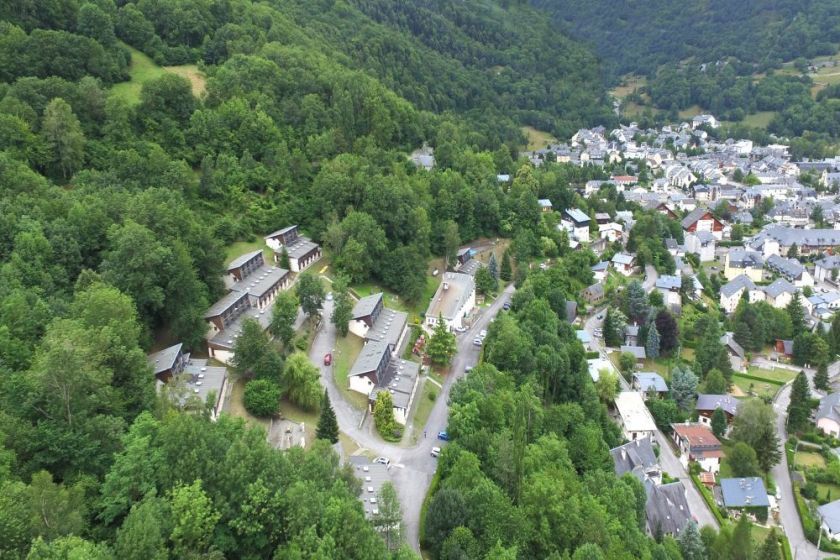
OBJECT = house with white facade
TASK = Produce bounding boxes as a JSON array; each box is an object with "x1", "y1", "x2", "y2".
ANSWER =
[
  {"x1": 684, "y1": 231, "x2": 716, "y2": 262},
  {"x1": 424, "y1": 272, "x2": 475, "y2": 332},
  {"x1": 724, "y1": 249, "x2": 764, "y2": 281},
  {"x1": 671, "y1": 422, "x2": 723, "y2": 474},
  {"x1": 615, "y1": 391, "x2": 658, "y2": 441},
  {"x1": 763, "y1": 278, "x2": 797, "y2": 309},
  {"x1": 265, "y1": 225, "x2": 322, "y2": 272},
  {"x1": 562, "y1": 208, "x2": 591, "y2": 243},
  {"x1": 612, "y1": 252, "x2": 636, "y2": 276},
  {"x1": 655, "y1": 275, "x2": 682, "y2": 308},
  {"x1": 719, "y1": 275, "x2": 765, "y2": 314},
  {"x1": 817, "y1": 393, "x2": 840, "y2": 438}
]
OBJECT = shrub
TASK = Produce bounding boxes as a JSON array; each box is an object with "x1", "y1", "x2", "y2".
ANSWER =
[
  {"x1": 428, "y1": 390, "x2": 437, "y2": 402},
  {"x1": 243, "y1": 379, "x2": 282, "y2": 417}
]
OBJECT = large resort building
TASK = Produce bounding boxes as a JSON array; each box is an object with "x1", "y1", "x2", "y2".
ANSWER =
[
  {"x1": 424, "y1": 272, "x2": 476, "y2": 332},
  {"x1": 148, "y1": 343, "x2": 229, "y2": 421},
  {"x1": 265, "y1": 225, "x2": 322, "y2": 272}
]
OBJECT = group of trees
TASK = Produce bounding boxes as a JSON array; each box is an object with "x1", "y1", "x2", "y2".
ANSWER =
[{"x1": 603, "y1": 280, "x2": 679, "y2": 359}]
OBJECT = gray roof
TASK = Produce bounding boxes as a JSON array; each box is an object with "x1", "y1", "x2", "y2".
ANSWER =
[
  {"x1": 645, "y1": 481, "x2": 692, "y2": 536},
  {"x1": 766, "y1": 254, "x2": 804, "y2": 281},
  {"x1": 160, "y1": 358, "x2": 227, "y2": 409},
  {"x1": 204, "y1": 290, "x2": 250, "y2": 319},
  {"x1": 694, "y1": 230, "x2": 715, "y2": 244},
  {"x1": 538, "y1": 198, "x2": 553, "y2": 208},
  {"x1": 612, "y1": 253, "x2": 635, "y2": 265},
  {"x1": 626, "y1": 324, "x2": 640, "y2": 336},
  {"x1": 720, "y1": 332, "x2": 745, "y2": 359},
  {"x1": 365, "y1": 307, "x2": 408, "y2": 348},
  {"x1": 720, "y1": 274, "x2": 757, "y2": 298},
  {"x1": 349, "y1": 340, "x2": 391, "y2": 378},
  {"x1": 656, "y1": 275, "x2": 681, "y2": 291},
  {"x1": 727, "y1": 248, "x2": 763, "y2": 269},
  {"x1": 592, "y1": 261, "x2": 609, "y2": 272},
  {"x1": 696, "y1": 394, "x2": 740, "y2": 416},
  {"x1": 817, "y1": 255, "x2": 840, "y2": 270},
  {"x1": 585, "y1": 283, "x2": 605, "y2": 298},
  {"x1": 352, "y1": 293, "x2": 383, "y2": 320},
  {"x1": 564, "y1": 208, "x2": 590, "y2": 224},
  {"x1": 208, "y1": 300, "x2": 273, "y2": 351},
  {"x1": 621, "y1": 345, "x2": 647, "y2": 359},
  {"x1": 817, "y1": 392, "x2": 840, "y2": 425},
  {"x1": 634, "y1": 372, "x2": 668, "y2": 393},
  {"x1": 763, "y1": 277, "x2": 796, "y2": 299},
  {"x1": 818, "y1": 499, "x2": 840, "y2": 534},
  {"x1": 751, "y1": 226, "x2": 840, "y2": 249},
  {"x1": 720, "y1": 477, "x2": 770, "y2": 508},
  {"x1": 147, "y1": 343, "x2": 183, "y2": 376},
  {"x1": 370, "y1": 359, "x2": 420, "y2": 410},
  {"x1": 230, "y1": 265, "x2": 289, "y2": 298},
  {"x1": 610, "y1": 436, "x2": 659, "y2": 481},
  {"x1": 565, "y1": 301, "x2": 577, "y2": 323},
  {"x1": 227, "y1": 250, "x2": 262, "y2": 271},
  {"x1": 281, "y1": 235, "x2": 319, "y2": 260},
  {"x1": 426, "y1": 273, "x2": 475, "y2": 322},
  {"x1": 265, "y1": 225, "x2": 297, "y2": 239}
]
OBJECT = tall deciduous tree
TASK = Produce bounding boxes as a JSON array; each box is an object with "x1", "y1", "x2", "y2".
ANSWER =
[
  {"x1": 269, "y1": 291, "x2": 299, "y2": 349},
  {"x1": 372, "y1": 482, "x2": 402, "y2": 550},
  {"x1": 729, "y1": 442, "x2": 759, "y2": 477},
  {"x1": 296, "y1": 272, "x2": 324, "y2": 319},
  {"x1": 330, "y1": 275, "x2": 353, "y2": 337},
  {"x1": 428, "y1": 315, "x2": 456, "y2": 366},
  {"x1": 169, "y1": 480, "x2": 220, "y2": 559},
  {"x1": 704, "y1": 369, "x2": 727, "y2": 394},
  {"x1": 40, "y1": 98, "x2": 85, "y2": 180},
  {"x1": 732, "y1": 399, "x2": 781, "y2": 472},
  {"x1": 282, "y1": 352, "x2": 322, "y2": 411},
  {"x1": 316, "y1": 389, "x2": 339, "y2": 444}
]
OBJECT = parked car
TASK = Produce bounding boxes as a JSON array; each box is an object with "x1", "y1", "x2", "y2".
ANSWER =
[
  {"x1": 479, "y1": 329, "x2": 487, "y2": 338},
  {"x1": 502, "y1": 302, "x2": 511, "y2": 310},
  {"x1": 431, "y1": 447, "x2": 441, "y2": 457},
  {"x1": 323, "y1": 353, "x2": 332, "y2": 366},
  {"x1": 596, "y1": 313, "x2": 603, "y2": 320},
  {"x1": 454, "y1": 325, "x2": 467, "y2": 333},
  {"x1": 437, "y1": 431, "x2": 449, "y2": 441},
  {"x1": 473, "y1": 338, "x2": 483, "y2": 347},
  {"x1": 374, "y1": 456, "x2": 391, "y2": 467}
]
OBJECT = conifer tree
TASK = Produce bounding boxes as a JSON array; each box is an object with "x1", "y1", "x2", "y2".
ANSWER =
[
  {"x1": 786, "y1": 371, "x2": 811, "y2": 433},
  {"x1": 815, "y1": 362, "x2": 830, "y2": 392},
  {"x1": 316, "y1": 389, "x2": 339, "y2": 444},
  {"x1": 500, "y1": 249, "x2": 513, "y2": 282},
  {"x1": 488, "y1": 253, "x2": 499, "y2": 281}
]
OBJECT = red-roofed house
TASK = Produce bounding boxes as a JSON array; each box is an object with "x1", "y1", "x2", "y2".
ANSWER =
[{"x1": 671, "y1": 422, "x2": 724, "y2": 474}]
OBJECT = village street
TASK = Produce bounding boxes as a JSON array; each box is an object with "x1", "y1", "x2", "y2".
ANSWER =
[{"x1": 310, "y1": 285, "x2": 514, "y2": 551}]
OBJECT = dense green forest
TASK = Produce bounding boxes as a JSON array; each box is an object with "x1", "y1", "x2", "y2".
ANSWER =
[
  {"x1": 0, "y1": 0, "x2": 627, "y2": 557},
  {"x1": 530, "y1": 0, "x2": 840, "y2": 80}
]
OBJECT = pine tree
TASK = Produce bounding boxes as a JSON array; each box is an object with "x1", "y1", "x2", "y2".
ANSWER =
[
  {"x1": 730, "y1": 514, "x2": 753, "y2": 560},
  {"x1": 645, "y1": 323, "x2": 660, "y2": 359},
  {"x1": 316, "y1": 389, "x2": 339, "y2": 444},
  {"x1": 677, "y1": 522, "x2": 705, "y2": 560},
  {"x1": 757, "y1": 529, "x2": 781, "y2": 560},
  {"x1": 815, "y1": 362, "x2": 830, "y2": 391},
  {"x1": 625, "y1": 281, "x2": 649, "y2": 324},
  {"x1": 427, "y1": 315, "x2": 456, "y2": 366},
  {"x1": 488, "y1": 253, "x2": 499, "y2": 281},
  {"x1": 330, "y1": 275, "x2": 353, "y2": 337},
  {"x1": 787, "y1": 371, "x2": 811, "y2": 432},
  {"x1": 711, "y1": 408, "x2": 727, "y2": 439},
  {"x1": 829, "y1": 313, "x2": 840, "y2": 356},
  {"x1": 500, "y1": 249, "x2": 512, "y2": 282},
  {"x1": 786, "y1": 295, "x2": 806, "y2": 334}
]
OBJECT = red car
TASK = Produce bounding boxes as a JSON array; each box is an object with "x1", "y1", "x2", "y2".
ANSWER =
[{"x1": 323, "y1": 353, "x2": 332, "y2": 366}]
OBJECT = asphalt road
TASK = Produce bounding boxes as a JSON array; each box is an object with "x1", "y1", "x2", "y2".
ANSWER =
[
  {"x1": 310, "y1": 286, "x2": 514, "y2": 551},
  {"x1": 583, "y1": 304, "x2": 719, "y2": 529}
]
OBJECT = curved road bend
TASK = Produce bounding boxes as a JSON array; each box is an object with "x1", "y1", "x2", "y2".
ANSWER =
[{"x1": 310, "y1": 285, "x2": 515, "y2": 551}]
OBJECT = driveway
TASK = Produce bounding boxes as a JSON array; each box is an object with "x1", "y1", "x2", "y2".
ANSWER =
[{"x1": 310, "y1": 286, "x2": 514, "y2": 551}]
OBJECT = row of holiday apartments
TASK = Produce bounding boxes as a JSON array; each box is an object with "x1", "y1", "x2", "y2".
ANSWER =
[{"x1": 146, "y1": 226, "x2": 322, "y2": 419}]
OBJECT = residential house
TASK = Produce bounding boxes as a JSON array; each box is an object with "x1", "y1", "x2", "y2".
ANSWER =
[
  {"x1": 576, "y1": 329, "x2": 593, "y2": 349},
  {"x1": 720, "y1": 332, "x2": 746, "y2": 367},
  {"x1": 562, "y1": 208, "x2": 591, "y2": 243},
  {"x1": 671, "y1": 422, "x2": 724, "y2": 474},
  {"x1": 655, "y1": 275, "x2": 683, "y2": 308},
  {"x1": 815, "y1": 255, "x2": 840, "y2": 283},
  {"x1": 719, "y1": 477, "x2": 770, "y2": 517},
  {"x1": 633, "y1": 372, "x2": 669, "y2": 399},
  {"x1": 610, "y1": 437, "x2": 661, "y2": 484},
  {"x1": 594, "y1": 212, "x2": 611, "y2": 225},
  {"x1": 265, "y1": 225, "x2": 322, "y2": 272},
  {"x1": 625, "y1": 324, "x2": 640, "y2": 347},
  {"x1": 696, "y1": 394, "x2": 740, "y2": 428},
  {"x1": 684, "y1": 231, "x2": 716, "y2": 262},
  {"x1": 369, "y1": 359, "x2": 420, "y2": 426},
  {"x1": 424, "y1": 272, "x2": 475, "y2": 332},
  {"x1": 818, "y1": 500, "x2": 840, "y2": 541},
  {"x1": 582, "y1": 282, "x2": 605, "y2": 305},
  {"x1": 409, "y1": 145, "x2": 435, "y2": 170},
  {"x1": 766, "y1": 254, "x2": 813, "y2": 287},
  {"x1": 719, "y1": 275, "x2": 764, "y2": 314},
  {"x1": 614, "y1": 391, "x2": 658, "y2": 441},
  {"x1": 816, "y1": 392, "x2": 840, "y2": 438},
  {"x1": 681, "y1": 208, "x2": 725, "y2": 240},
  {"x1": 599, "y1": 222, "x2": 624, "y2": 242},
  {"x1": 775, "y1": 339, "x2": 794, "y2": 358},
  {"x1": 723, "y1": 249, "x2": 763, "y2": 282},
  {"x1": 538, "y1": 198, "x2": 553, "y2": 212},
  {"x1": 645, "y1": 481, "x2": 692, "y2": 537},
  {"x1": 150, "y1": 344, "x2": 229, "y2": 421},
  {"x1": 612, "y1": 175, "x2": 638, "y2": 188},
  {"x1": 763, "y1": 278, "x2": 797, "y2": 309},
  {"x1": 692, "y1": 114, "x2": 719, "y2": 129},
  {"x1": 612, "y1": 252, "x2": 636, "y2": 276},
  {"x1": 591, "y1": 261, "x2": 609, "y2": 282},
  {"x1": 821, "y1": 170, "x2": 840, "y2": 189},
  {"x1": 621, "y1": 345, "x2": 647, "y2": 362}
]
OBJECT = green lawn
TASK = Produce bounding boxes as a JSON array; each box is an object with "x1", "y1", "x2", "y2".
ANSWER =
[
  {"x1": 407, "y1": 378, "x2": 438, "y2": 443},
  {"x1": 795, "y1": 451, "x2": 827, "y2": 469},
  {"x1": 520, "y1": 126, "x2": 557, "y2": 150},
  {"x1": 742, "y1": 111, "x2": 777, "y2": 128},
  {"x1": 110, "y1": 45, "x2": 206, "y2": 104},
  {"x1": 746, "y1": 367, "x2": 797, "y2": 384},
  {"x1": 224, "y1": 238, "x2": 273, "y2": 265},
  {"x1": 351, "y1": 274, "x2": 440, "y2": 323},
  {"x1": 816, "y1": 482, "x2": 840, "y2": 503},
  {"x1": 332, "y1": 334, "x2": 368, "y2": 410},
  {"x1": 732, "y1": 375, "x2": 779, "y2": 400}
]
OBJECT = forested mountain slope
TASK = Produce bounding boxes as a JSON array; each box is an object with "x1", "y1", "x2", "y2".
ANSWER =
[{"x1": 530, "y1": 0, "x2": 840, "y2": 80}]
